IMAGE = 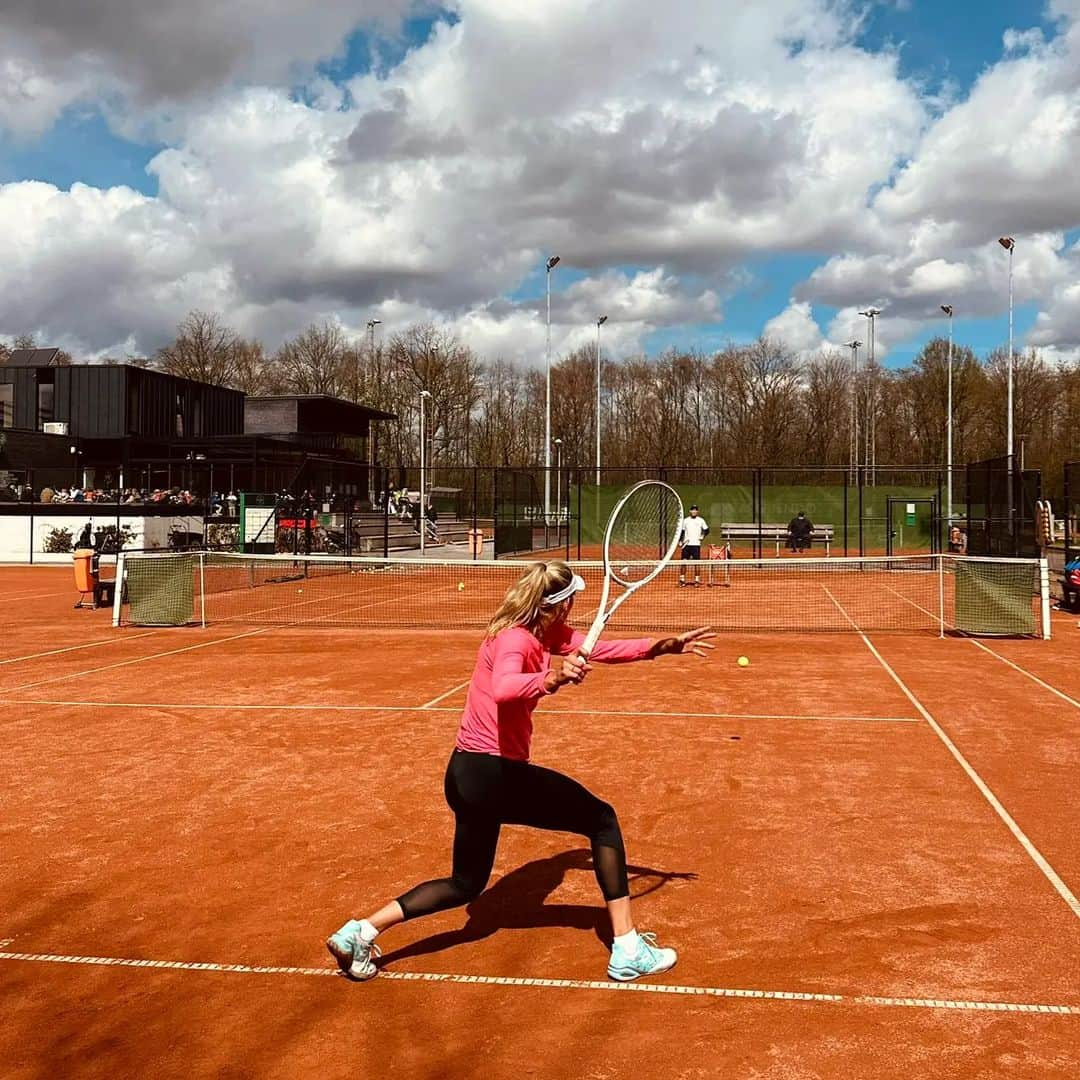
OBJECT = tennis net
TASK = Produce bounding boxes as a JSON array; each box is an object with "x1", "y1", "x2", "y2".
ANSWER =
[{"x1": 112, "y1": 551, "x2": 1050, "y2": 637}]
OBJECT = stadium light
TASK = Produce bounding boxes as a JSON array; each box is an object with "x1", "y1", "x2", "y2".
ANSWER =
[
  {"x1": 544, "y1": 255, "x2": 561, "y2": 528},
  {"x1": 366, "y1": 319, "x2": 381, "y2": 352},
  {"x1": 595, "y1": 315, "x2": 608, "y2": 486},
  {"x1": 941, "y1": 305, "x2": 954, "y2": 526}
]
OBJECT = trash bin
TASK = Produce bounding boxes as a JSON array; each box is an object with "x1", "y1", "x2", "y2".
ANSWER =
[{"x1": 468, "y1": 528, "x2": 484, "y2": 558}]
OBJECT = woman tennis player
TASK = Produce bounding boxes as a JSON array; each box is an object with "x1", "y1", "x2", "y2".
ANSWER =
[{"x1": 327, "y1": 560, "x2": 713, "y2": 983}]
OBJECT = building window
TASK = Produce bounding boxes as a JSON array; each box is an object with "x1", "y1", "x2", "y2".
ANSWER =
[
  {"x1": 37, "y1": 381, "x2": 54, "y2": 428},
  {"x1": 175, "y1": 394, "x2": 184, "y2": 438},
  {"x1": 0, "y1": 384, "x2": 12, "y2": 428}
]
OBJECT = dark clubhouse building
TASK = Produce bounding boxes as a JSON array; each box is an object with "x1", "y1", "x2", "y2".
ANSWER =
[{"x1": 0, "y1": 349, "x2": 393, "y2": 499}]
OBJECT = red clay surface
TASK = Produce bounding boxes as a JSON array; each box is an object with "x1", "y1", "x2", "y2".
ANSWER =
[{"x1": 2, "y1": 564, "x2": 1079, "y2": 1079}]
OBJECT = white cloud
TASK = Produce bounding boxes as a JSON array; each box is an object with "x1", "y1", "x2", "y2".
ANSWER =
[
  {"x1": 763, "y1": 302, "x2": 824, "y2": 356},
  {"x1": 1, "y1": 0, "x2": 1079, "y2": 367},
  {"x1": 0, "y1": 0, "x2": 415, "y2": 135}
]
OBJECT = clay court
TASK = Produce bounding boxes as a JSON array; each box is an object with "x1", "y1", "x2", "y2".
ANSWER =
[{"x1": 2, "y1": 563, "x2": 1079, "y2": 1079}]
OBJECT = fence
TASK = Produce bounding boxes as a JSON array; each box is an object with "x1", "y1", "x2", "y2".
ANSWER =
[
  {"x1": 1066, "y1": 461, "x2": 1079, "y2": 564},
  {"x1": 6, "y1": 461, "x2": 1068, "y2": 564},
  {"x1": 964, "y1": 455, "x2": 1041, "y2": 558}
]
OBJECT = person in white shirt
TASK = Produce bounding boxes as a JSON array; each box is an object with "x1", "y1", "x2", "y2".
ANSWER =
[{"x1": 678, "y1": 505, "x2": 710, "y2": 586}]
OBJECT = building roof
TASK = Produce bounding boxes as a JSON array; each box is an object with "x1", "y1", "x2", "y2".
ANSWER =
[
  {"x1": 6, "y1": 348, "x2": 64, "y2": 367},
  {"x1": 248, "y1": 395, "x2": 395, "y2": 421}
]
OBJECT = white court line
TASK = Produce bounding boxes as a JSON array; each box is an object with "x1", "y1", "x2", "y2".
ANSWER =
[
  {"x1": 822, "y1": 587, "x2": 1080, "y2": 922},
  {"x1": 0, "y1": 588, "x2": 73, "y2": 604},
  {"x1": 0, "y1": 632, "x2": 157, "y2": 667},
  {"x1": 0, "y1": 698, "x2": 921, "y2": 724},
  {"x1": 966, "y1": 639, "x2": 1080, "y2": 712},
  {"x1": 876, "y1": 587, "x2": 1080, "y2": 712},
  {"x1": 419, "y1": 681, "x2": 471, "y2": 709},
  {"x1": 6, "y1": 628, "x2": 269, "y2": 693},
  {"x1": 0, "y1": 948, "x2": 1075, "y2": 1016}
]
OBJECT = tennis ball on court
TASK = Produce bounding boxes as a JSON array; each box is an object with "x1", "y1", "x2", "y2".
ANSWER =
[
  {"x1": 737, "y1": 656, "x2": 750, "y2": 667},
  {"x1": 458, "y1": 581, "x2": 465, "y2": 591}
]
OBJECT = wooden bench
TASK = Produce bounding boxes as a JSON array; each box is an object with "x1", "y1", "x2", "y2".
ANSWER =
[{"x1": 720, "y1": 523, "x2": 834, "y2": 557}]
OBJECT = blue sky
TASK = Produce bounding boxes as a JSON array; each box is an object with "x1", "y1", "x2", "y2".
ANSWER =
[{"x1": 0, "y1": 0, "x2": 1077, "y2": 365}]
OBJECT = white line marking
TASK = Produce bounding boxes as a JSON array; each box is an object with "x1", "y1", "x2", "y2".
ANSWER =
[
  {"x1": 966, "y1": 639, "x2": 1080, "y2": 711},
  {"x1": 0, "y1": 632, "x2": 157, "y2": 666},
  {"x1": 0, "y1": 698, "x2": 921, "y2": 724},
  {"x1": 0, "y1": 949, "x2": 1075, "y2": 1015},
  {"x1": 420, "y1": 681, "x2": 471, "y2": 709},
  {"x1": 824, "y1": 585, "x2": 1080, "y2": 919},
  {"x1": 5, "y1": 629, "x2": 269, "y2": 692},
  {"x1": 0, "y1": 589, "x2": 72, "y2": 604}
]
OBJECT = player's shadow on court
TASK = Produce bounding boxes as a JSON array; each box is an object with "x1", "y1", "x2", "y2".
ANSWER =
[{"x1": 377, "y1": 848, "x2": 696, "y2": 966}]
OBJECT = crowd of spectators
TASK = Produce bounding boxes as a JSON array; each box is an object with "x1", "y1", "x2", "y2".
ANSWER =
[{"x1": 0, "y1": 482, "x2": 242, "y2": 511}]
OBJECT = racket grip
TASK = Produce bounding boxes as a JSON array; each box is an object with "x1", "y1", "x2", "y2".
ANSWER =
[{"x1": 579, "y1": 622, "x2": 603, "y2": 659}]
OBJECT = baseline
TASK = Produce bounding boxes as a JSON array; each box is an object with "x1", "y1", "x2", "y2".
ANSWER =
[{"x1": 0, "y1": 949, "x2": 1075, "y2": 1016}]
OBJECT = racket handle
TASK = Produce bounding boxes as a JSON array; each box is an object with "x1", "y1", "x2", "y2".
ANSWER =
[{"x1": 579, "y1": 621, "x2": 604, "y2": 659}]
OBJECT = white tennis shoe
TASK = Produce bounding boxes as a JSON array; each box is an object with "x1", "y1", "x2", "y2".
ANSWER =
[
  {"x1": 607, "y1": 931, "x2": 677, "y2": 981},
  {"x1": 326, "y1": 920, "x2": 381, "y2": 981}
]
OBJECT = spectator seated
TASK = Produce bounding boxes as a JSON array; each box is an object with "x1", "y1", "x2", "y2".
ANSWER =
[{"x1": 720, "y1": 522, "x2": 834, "y2": 556}]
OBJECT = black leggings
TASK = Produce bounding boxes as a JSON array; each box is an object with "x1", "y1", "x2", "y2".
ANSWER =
[{"x1": 396, "y1": 750, "x2": 629, "y2": 919}]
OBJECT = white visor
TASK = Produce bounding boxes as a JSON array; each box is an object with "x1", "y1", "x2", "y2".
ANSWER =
[{"x1": 542, "y1": 573, "x2": 586, "y2": 605}]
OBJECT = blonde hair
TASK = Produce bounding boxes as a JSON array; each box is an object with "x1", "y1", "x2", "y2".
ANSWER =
[{"x1": 486, "y1": 560, "x2": 575, "y2": 638}]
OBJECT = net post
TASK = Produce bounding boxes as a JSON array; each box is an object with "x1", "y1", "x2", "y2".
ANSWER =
[
  {"x1": 937, "y1": 553, "x2": 945, "y2": 638},
  {"x1": 111, "y1": 551, "x2": 126, "y2": 627},
  {"x1": 1039, "y1": 557, "x2": 1051, "y2": 639},
  {"x1": 199, "y1": 552, "x2": 207, "y2": 629}
]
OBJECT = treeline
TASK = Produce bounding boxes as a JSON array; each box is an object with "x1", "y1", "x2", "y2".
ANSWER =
[{"x1": 5, "y1": 313, "x2": 1080, "y2": 485}]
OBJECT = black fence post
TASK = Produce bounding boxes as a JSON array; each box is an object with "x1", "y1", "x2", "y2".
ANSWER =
[
  {"x1": 27, "y1": 467, "x2": 34, "y2": 565},
  {"x1": 1066, "y1": 462, "x2": 1074, "y2": 563},
  {"x1": 576, "y1": 471, "x2": 583, "y2": 560},
  {"x1": 383, "y1": 487, "x2": 390, "y2": 558},
  {"x1": 857, "y1": 468, "x2": 864, "y2": 557},
  {"x1": 842, "y1": 470, "x2": 849, "y2": 558},
  {"x1": 472, "y1": 466, "x2": 479, "y2": 561},
  {"x1": 755, "y1": 468, "x2": 763, "y2": 559}
]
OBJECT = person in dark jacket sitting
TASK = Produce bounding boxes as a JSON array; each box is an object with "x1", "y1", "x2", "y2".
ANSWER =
[{"x1": 787, "y1": 511, "x2": 813, "y2": 553}]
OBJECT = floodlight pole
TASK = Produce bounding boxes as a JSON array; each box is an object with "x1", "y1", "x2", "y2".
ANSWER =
[
  {"x1": 941, "y1": 305, "x2": 954, "y2": 527},
  {"x1": 367, "y1": 318, "x2": 381, "y2": 353},
  {"x1": 845, "y1": 339, "x2": 863, "y2": 486},
  {"x1": 419, "y1": 389, "x2": 431, "y2": 555},
  {"x1": 544, "y1": 255, "x2": 560, "y2": 525},
  {"x1": 858, "y1": 308, "x2": 881, "y2": 486},
  {"x1": 595, "y1": 315, "x2": 607, "y2": 486},
  {"x1": 999, "y1": 237, "x2": 1015, "y2": 460},
  {"x1": 554, "y1": 437, "x2": 563, "y2": 532}
]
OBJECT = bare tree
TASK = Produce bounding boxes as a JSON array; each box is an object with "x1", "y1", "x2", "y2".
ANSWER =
[
  {"x1": 155, "y1": 311, "x2": 240, "y2": 386},
  {"x1": 275, "y1": 323, "x2": 347, "y2": 396}
]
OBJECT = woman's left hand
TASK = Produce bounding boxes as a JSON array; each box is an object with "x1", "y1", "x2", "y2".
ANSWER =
[{"x1": 652, "y1": 626, "x2": 715, "y2": 658}]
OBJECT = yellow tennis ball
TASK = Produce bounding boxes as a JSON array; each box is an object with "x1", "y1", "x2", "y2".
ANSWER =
[
  {"x1": 737, "y1": 656, "x2": 750, "y2": 667},
  {"x1": 457, "y1": 581, "x2": 465, "y2": 591}
]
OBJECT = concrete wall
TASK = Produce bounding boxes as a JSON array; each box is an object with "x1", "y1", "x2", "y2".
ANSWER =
[{"x1": 0, "y1": 509, "x2": 205, "y2": 564}]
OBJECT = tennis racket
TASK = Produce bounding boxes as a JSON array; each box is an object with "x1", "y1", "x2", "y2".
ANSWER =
[{"x1": 578, "y1": 480, "x2": 684, "y2": 658}]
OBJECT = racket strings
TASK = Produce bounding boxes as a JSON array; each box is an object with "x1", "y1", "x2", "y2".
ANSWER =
[{"x1": 605, "y1": 485, "x2": 683, "y2": 584}]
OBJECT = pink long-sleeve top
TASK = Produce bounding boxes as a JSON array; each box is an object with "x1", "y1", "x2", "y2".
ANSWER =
[{"x1": 455, "y1": 622, "x2": 654, "y2": 762}]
